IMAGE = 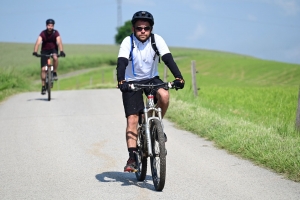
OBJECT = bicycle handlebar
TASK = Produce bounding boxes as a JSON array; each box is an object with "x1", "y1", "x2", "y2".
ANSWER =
[
  {"x1": 129, "y1": 82, "x2": 174, "y2": 91},
  {"x1": 35, "y1": 53, "x2": 61, "y2": 58}
]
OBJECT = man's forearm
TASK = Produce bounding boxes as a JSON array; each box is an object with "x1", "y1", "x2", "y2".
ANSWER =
[
  {"x1": 117, "y1": 57, "x2": 128, "y2": 82},
  {"x1": 162, "y1": 53, "x2": 183, "y2": 78}
]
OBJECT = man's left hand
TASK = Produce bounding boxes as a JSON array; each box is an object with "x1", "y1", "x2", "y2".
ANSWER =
[
  {"x1": 173, "y1": 78, "x2": 185, "y2": 90},
  {"x1": 60, "y1": 51, "x2": 66, "y2": 57}
]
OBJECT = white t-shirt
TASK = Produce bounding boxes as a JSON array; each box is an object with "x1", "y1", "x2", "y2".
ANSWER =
[{"x1": 118, "y1": 34, "x2": 170, "y2": 81}]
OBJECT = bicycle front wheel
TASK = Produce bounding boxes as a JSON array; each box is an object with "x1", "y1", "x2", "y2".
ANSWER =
[
  {"x1": 47, "y1": 67, "x2": 51, "y2": 101},
  {"x1": 135, "y1": 126, "x2": 148, "y2": 181},
  {"x1": 150, "y1": 119, "x2": 166, "y2": 191}
]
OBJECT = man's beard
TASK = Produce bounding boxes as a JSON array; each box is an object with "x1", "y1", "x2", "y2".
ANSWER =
[{"x1": 134, "y1": 33, "x2": 150, "y2": 43}]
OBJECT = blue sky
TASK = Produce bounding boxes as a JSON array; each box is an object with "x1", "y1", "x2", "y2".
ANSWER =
[{"x1": 1, "y1": 0, "x2": 299, "y2": 64}]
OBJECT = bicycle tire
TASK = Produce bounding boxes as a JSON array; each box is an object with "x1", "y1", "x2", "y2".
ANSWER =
[
  {"x1": 150, "y1": 119, "x2": 166, "y2": 191},
  {"x1": 135, "y1": 135, "x2": 148, "y2": 181},
  {"x1": 47, "y1": 66, "x2": 51, "y2": 101},
  {"x1": 135, "y1": 126, "x2": 147, "y2": 181}
]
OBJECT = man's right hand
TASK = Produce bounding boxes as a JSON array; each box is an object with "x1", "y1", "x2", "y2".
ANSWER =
[
  {"x1": 32, "y1": 52, "x2": 38, "y2": 57},
  {"x1": 118, "y1": 80, "x2": 130, "y2": 92}
]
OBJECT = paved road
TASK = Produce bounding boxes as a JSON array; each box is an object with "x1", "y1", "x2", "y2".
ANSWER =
[{"x1": 0, "y1": 89, "x2": 299, "y2": 200}]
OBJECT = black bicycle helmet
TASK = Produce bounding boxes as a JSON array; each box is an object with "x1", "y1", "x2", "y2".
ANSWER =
[
  {"x1": 131, "y1": 11, "x2": 154, "y2": 26},
  {"x1": 46, "y1": 19, "x2": 55, "y2": 25}
]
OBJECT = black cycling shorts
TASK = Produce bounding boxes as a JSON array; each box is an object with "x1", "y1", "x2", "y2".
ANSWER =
[
  {"x1": 40, "y1": 49, "x2": 58, "y2": 68},
  {"x1": 122, "y1": 76, "x2": 167, "y2": 118}
]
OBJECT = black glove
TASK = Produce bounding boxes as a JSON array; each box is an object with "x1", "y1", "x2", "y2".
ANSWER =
[
  {"x1": 173, "y1": 78, "x2": 185, "y2": 90},
  {"x1": 118, "y1": 81, "x2": 130, "y2": 92},
  {"x1": 60, "y1": 51, "x2": 66, "y2": 57},
  {"x1": 32, "y1": 52, "x2": 38, "y2": 57}
]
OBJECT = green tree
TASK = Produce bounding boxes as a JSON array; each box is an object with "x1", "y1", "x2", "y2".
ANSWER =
[{"x1": 115, "y1": 20, "x2": 132, "y2": 44}]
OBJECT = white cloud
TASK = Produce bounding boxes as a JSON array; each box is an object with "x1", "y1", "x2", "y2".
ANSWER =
[
  {"x1": 275, "y1": 0, "x2": 300, "y2": 15},
  {"x1": 259, "y1": 0, "x2": 300, "y2": 15},
  {"x1": 187, "y1": 24, "x2": 205, "y2": 41},
  {"x1": 247, "y1": 0, "x2": 299, "y2": 15}
]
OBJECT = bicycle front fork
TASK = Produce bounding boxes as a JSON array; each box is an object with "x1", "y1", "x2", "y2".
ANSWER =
[
  {"x1": 144, "y1": 107, "x2": 162, "y2": 157},
  {"x1": 45, "y1": 66, "x2": 54, "y2": 87}
]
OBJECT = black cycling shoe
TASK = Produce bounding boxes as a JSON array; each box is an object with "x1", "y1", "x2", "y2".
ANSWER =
[
  {"x1": 53, "y1": 72, "x2": 58, "y2": 81},
  {"x1": 124, "y1": 157, "x2": 137, "y2": 172},
  {"x1": 41, "y1": 86, "x2": 46, "y2": 95}
]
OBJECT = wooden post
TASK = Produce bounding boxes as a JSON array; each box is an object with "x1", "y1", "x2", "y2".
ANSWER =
[
  {"x1": 76, "y1": 78, "x2": 79, "y2": 89},
  {"x1": 296, "y1": 86, "x2": 300, "y2": 131},
  {"x1": 191, "y1": 60, "x2": 198, "y2": 97},
  {"x1": 56, "y1": 80, "x2": 60, "y2": 90},
  {"x1": 90, "y1": 76, "x2": 93, "y2": 86},
  {"x1": 102, "y1": 71, "x2": 105, "y2": 83},
  {"x1": 113, "y1": 69, "x2": 117, "y2": 83},
  {"x1": 164, "y1": 65, "x2": 168, "y2": 82}
]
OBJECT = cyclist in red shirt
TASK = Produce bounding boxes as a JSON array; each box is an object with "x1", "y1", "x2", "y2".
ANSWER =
[{"x1": 32, "y1": 19, "x2": 66, "y2": 95}]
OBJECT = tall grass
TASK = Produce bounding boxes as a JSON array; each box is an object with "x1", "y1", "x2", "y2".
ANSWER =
[
  {"x1": 0, "y1": 68, "x2": 31, "y2": 101},
  {"x1": 166, "y1": 97, "x2": 300, "y2": 181},
  {"x1": 51, "y1": 66, "x2": 116, "y2": 90}
]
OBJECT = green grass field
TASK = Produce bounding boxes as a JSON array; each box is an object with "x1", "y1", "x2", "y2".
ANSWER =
[{"x1": 1, "y1": 42, "x2": 300, "y2": 181}]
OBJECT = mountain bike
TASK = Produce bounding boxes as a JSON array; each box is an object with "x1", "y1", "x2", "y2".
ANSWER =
[
  {"x1": 130, "y1": 82, "x2": 174, "y2": 191},
  {"x1": 36, "y1": 54, "x2": 60, "y2": 101}
]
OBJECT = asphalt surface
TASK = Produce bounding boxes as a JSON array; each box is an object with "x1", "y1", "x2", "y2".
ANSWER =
[{"x1": 0, "y1": 89, "x2": 299, "y2": 200}]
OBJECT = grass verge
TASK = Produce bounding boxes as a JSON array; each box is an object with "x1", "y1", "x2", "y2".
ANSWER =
[{"x1": 166, "y1": 94, "x2": 300, "y2": 182}]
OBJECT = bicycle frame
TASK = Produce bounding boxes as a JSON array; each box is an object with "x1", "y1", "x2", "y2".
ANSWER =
[
  {"x1": 131, "y1": 82, "x2": 172, "y2": 157},
  {"x1": 132, "y1": 82, "x2": 173, "y2": 191},
  {"x1": 36, "y1": 53, "x2": 60, "y2": 101},
  {"x1": 45, "y1": 57, "x2": 54, "y2": 87},
  {"x1": 45, "y1": 57, "x2": 53, "y2": 72}
]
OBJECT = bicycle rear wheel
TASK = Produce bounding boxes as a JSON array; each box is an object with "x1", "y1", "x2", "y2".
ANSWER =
[
  {"x1": 47, "y1": 67, "x2": 51, "y2": 101},
  {"x1": 150, "y1": 119, "x2": 166, "y2": 191}
]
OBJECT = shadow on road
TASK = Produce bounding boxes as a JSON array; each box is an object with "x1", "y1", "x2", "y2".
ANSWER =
[
  {"x1": 95, "y1": 171, "x2": 157, "y2": 191},
  {"x1": 27, "y1": 98, "x2": 56, "y2": 101}
]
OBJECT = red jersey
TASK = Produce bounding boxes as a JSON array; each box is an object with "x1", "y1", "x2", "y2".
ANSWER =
[{"x1": 39, "y1": 29, "x2": 60, "y2": 50}]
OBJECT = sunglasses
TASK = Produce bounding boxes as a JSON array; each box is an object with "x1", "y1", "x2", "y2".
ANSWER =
[{"x1": 135, "y1": 26, "x2": 151, "y2": 31}]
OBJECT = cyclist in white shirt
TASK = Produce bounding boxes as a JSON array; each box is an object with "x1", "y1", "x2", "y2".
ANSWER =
[{"x1": 117, "y1": 11, "x2": 185, "y2": 172}]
